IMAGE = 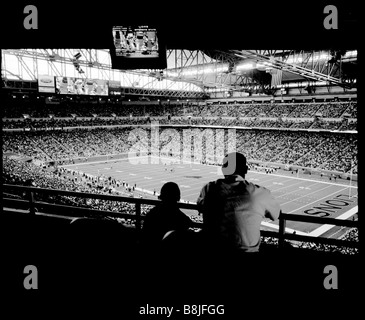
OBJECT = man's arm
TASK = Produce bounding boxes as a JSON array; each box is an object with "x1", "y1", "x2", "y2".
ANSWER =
[
  {"x1": 263, "y1": 189, "x2": 281, "y2": 221},
  {"x1": 196, "y1": 183, "x2": 211, "y2": 215}
]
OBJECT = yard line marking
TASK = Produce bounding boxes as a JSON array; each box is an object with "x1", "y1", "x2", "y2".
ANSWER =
[
  {"x1": 308, "y1": 206, "x2": 358, "y2": 237},
  {"x1": 271, "y1": 179, "x2": 313, "y2": 193},
  {"x1": 261, "y1": 221, "x2": 307, "y2": 236},
  {"x1": 286, "y1": 185, "x2": 351, "y2": 213},
  {"x1": 274, "y1": 180, "x2": 334, "y2": 202},
  {"x1": 144, "y1": 177, "x2": 152, "y2": 180},
  {"x1": 129, "y1": 173, "x2": 136, "y2": 176},
  {"x1": 252, "y1": 171, "x2": 357, "y2": 188},
  {"x1": 116, "y1": 170, "x2": 123, "y2": 172}
]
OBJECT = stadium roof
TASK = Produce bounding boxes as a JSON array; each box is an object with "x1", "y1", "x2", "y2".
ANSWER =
[{"x1": 1, "y1": 49, "x2": 357, "y2": 95}]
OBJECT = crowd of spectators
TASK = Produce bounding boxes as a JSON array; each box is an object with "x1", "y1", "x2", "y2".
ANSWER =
[
  {"x1": 290, "y1": 227, "x2": 359, "y2": 255},
  {"x1": 3, "y1": 116, "x2": 358, "y2": 132},
  {"x1": 3, "y1": 158, "x2": 153, "y2": 227},
  {"x1": 3, "y1": 100, "x2": 356, "y2": 125},
  {"x1": 2, "y1": 125, "x2": 357, "y2": 174},
  {"x1": 261, "y1": 227, "x2": 359, "y2": 255}
]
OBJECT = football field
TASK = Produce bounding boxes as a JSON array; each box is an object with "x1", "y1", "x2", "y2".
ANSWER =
[{"x1": 62, "y1": 156, "x2": 358, "y2": 238}]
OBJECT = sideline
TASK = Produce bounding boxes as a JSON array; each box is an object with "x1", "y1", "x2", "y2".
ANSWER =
[
  {"x1": 308, "y1": 206, "x2": 358, "y2": 237},
  {"x1": 251, "y1": 170, "x2": 357, "y2": 188}
]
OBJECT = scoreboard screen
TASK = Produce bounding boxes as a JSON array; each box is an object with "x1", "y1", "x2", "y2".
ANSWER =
[{"x1": 110, "y1": 25, "x2": 167, "y2": 70}]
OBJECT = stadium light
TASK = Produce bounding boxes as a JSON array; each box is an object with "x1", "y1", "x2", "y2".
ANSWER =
[{"x1": 236, "y1": 63, "x2": 254, "y2": 71}]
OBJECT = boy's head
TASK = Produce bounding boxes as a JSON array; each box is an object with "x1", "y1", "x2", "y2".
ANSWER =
[{"x1": 158, "y1": 182, "x2": 181, "y2": 203}]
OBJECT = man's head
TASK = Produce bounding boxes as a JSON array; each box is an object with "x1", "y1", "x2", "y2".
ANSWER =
[
  {"x1": 158, "y1": 181, "x2": 181, "y2": 203},
  {"x1": 221, "y1": 152, "x2": 248, "y2": 178}
]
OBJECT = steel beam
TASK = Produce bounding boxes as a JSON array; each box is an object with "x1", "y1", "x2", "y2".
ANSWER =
[{"x1": 232, "y1": 50, "x2": 353, "y2": 89}]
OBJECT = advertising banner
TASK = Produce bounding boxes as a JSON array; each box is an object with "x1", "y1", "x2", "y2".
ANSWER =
[
  {"x1": 38, "y1": 75, "x2": 55, "y2": 93},
  {"x1": 56, "y1": 77, "x2": 109, "y2": 96}
]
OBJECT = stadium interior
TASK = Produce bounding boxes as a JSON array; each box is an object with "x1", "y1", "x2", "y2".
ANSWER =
[{"x1": 1, "y1": 16, "x2": 361, "y2": 314}]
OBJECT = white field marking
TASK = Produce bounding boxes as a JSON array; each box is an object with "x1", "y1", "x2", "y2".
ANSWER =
[
  {"x1": 273, "y1": 180, "x2": 332, "y2": 201},
  {"x1": 280, "y1": 184, "x2": 338, "y2": 207},
  {"x1": 260, "y1": 221, "x2": 308, "y2": 236},
  {"x1": 62, "y1": 157, "x2": 131, "y2": 167},
  {"x1": 180, "y1": 185, "x2": 190, "y2": 188},
  {"x1": 182, "y1": 193, "x2": 200, "y2": 201},
  {"x1": 286, "y1": 185, "x2": 353, "y2": 213},
  {"x1": 251, "y1": 170, "x2": 357, "y2": 188},
  {"x1": 328, "y1": 227, "x2": 346, "y2": 239},
  {"x1": 144, "y1": 177, "x2": 152, "y2": 179},
  {"x1": 192, "y1": 169, "x2": 200, "y2": 171},
  {"x1": 308, "y1": 206, "x2": 358, "y2": 237},
  {"x1": 269, "y1": 179, "x2": 316, "y2": 194},
  {"x1": 129, "y1": 173, "x2": 137, "y2": 176},
  {"x1": 247, "y1": 174, "x2": 284, "y2": 185},
  {"x1": 116, "y1": 170, "x2": 123, "y2": 173},
  {"x1": 278, "y1": 183, "x2": 336, "y2": 206}
]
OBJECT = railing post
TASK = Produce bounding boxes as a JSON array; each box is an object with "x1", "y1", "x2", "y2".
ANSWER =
[
  {"x1": 28, "y1": 191, "x2": 36, "y2": 215},
  {"x1": 278, "y1": 213, "x2": 286, "y2": 249},
  {"x1": 135, "y1": 202, "x2": 141, "y2": 231}
]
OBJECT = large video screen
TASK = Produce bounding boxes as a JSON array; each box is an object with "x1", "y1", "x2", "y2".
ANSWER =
[
  {"x1": 110, "y1": 25, "x2": 167, "y2": 70},
  {"x1": 113, "y1": 26, "x2": 159, "y2": 58},
  {"x1": 56, "y1": 77, "x2": 109, "y2": 95}
]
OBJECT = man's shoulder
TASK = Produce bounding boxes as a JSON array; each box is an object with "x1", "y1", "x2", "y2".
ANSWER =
[
  {"x1": 202, "y1": 179, "x2": 220, "y2": 189},
  {"x1": 246, "y1": 181, "x2": 271, "y2": 194}
]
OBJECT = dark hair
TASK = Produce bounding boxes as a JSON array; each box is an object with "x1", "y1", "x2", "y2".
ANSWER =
[
  {"x1": 222, "y1": 152, "x2": 248, "y2": 177},
  {"x1": 159, "y1": 182, "x2": 181, "y2": 202}
]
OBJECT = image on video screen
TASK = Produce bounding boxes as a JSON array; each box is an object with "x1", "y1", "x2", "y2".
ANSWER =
[{"x1": 112, "y1": 26, "x2": 159, "y2": 58}]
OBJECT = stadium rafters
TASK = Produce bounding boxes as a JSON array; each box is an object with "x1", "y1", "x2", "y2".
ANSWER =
[
  {"x1": 230, "y1": 50, "x2": 356, "y2": 89},
  {"x1": 1, "y1": 49, "x2": 357, "y2": 98},
  {"x1": 1, "y1": 49, "x2": 204, "y2": 97}
]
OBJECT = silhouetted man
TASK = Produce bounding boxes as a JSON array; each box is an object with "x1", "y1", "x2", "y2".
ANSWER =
[{"x1": 197, "y1": 152, "x2": 281, "y2": 252}]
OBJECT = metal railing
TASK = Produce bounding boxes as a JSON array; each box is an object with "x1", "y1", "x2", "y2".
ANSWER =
[{"x1": 2, "y1": 184, "x2": 359, "y2": 250}]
